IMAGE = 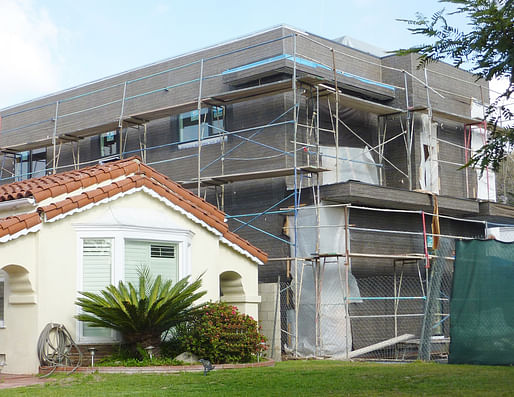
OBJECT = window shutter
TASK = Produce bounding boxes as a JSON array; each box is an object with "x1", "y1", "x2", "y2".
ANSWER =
[
  {"x1": 125, "y1": 240, "x2": 178, "y2": 285},
  {"x1": 124, "y1": 240, "x2": 150, "y2": 286},
  {"x1": 0, "y1": 280, "x2": 4, "y2": 326},
  {"x1": 82, "y1": 239, "x2": 112, "y2": 338}
]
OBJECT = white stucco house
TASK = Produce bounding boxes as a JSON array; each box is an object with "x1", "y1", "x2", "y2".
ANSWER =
[{"x1": 0, "y1": 157, "x2": 267, "y2": 374}]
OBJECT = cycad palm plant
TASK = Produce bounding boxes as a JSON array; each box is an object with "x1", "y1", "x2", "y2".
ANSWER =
[{"x1": 75, "y1": 273, "x2": 205, "y2": 355}]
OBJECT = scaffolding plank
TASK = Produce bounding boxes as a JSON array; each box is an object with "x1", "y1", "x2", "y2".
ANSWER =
[
  {"x1": 318, "y1": 84, "x2": 403, "y2": 115},
  {"x1": 223, "y1": 57, "x2": 396, "y2": 101},
  {"x1": 179, "y1": 166, "x2": 329, "y2": 188},
  {"x1": 123, "y1": 79, "x2": 316, "y2": 122},
  {"x1": 123, "y1": 101, "x2": 198, "y2": 124},
  {"x1": 412, "y1": 107, "x2": 483, "y2": 125},
  {"x1": 205, "y1": 80, "x2": 293, "y2": 106},
  {"x1": 350, "y1": 252, "x2": 455, "y2": 261},
  {"x1": 204, "y1": 77, "x2": 321, "y2": 106},
  {"x1": 433, "y1": 109, "x2": 483, "y2": 125},
  {"x1": 1, "y1": 121, "x2": 120, "y2": 152},
  {"x1": 1, "y1": 137, "x2": 54, "y2": 153}
]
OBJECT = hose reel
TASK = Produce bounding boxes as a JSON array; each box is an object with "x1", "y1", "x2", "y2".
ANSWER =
[{"x1": 37, "y1": 323, "x2": 82, "y2": 376}]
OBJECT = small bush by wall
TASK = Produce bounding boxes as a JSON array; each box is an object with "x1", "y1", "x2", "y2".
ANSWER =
[{"x1": 180, "y1": 302, "x2": 267, "y2": 363}]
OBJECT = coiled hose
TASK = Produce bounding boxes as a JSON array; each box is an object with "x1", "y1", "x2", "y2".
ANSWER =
[{"x1": 37, "y1": 323, "x2": 82, "y2": 377}]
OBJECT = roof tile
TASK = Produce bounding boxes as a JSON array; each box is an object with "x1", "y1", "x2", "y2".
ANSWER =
[
  {"x1": 61, "y1": 199, "x2": 79, "y2": 214},
  {"x1": 43, "y1": 208, "x2": 63, "y2": 220},
  {"x1": 23, "y1": 213, "x2": 41, "y2": 229},
  {"x1": 49, "y1": 185, "x2": 67, "y2": 197},
  {"x1": 109, "y1": 168, "x2": 124, "y2": 180},
  {"x1": 32, "y1": 189, "x2": 52, "y2": 202},
  {"x1": 0, "y1": 213, "x2": 41, "y2": 235},
  {"x1": 80, "y1": 176, "x2": 96, "y2": 188},
  {"x1": 92, "y1": 191, "x2": 109, "y2": 203},
  {"x1": 0, "y1": 157, "x2": 267, "y2": 262},
  {"x1": 65, "y1": 180, "x2": 82, "y2": 193},
  {"x1": 8, "y1": 218, "x2": 29, "y2": 235},
  {"x1": 1, "y1": 217, "x2": 20, "y2": 228}
]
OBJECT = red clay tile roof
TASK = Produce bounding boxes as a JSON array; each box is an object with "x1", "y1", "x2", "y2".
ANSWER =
[
  {"x1": 0, "y1": 212, "x2": 41, "y2": 239},
  {"x1": 0, "y1": 157, "x2": 267, "y2": 263}
]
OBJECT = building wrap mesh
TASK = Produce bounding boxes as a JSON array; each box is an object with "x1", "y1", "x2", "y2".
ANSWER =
[{"x1": 449, "y1": 239, "x2": 514, "y2": 365}]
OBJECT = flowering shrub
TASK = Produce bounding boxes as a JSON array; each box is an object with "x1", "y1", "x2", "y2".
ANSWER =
[{"x1": 180, "y1": 302, "x2": 267, "y2": 363}]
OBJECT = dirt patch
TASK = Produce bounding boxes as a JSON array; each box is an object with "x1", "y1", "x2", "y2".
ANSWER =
[{"x1": 0, "y1": 374, "x2": 52, "y2": 389}]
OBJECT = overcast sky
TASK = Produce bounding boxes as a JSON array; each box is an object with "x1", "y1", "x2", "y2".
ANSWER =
[{"x1": 0, "y1": 0, "x2": 503, "y2": 111}]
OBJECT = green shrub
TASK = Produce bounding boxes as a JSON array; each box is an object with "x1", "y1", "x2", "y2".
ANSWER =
[
  {"x1": 160, "y1": 323, "x2": 191, "y2": 359},
  {"x1": 75, "y1": 273, "x2": 206, "y2": 356},
  {"x1": 180, "y1": 302, "x2": 267, "y2": 363},
  {"x1": 97, "y1": 356, "x2": 183, "y2": 367},
  {"x1": 96, "y1": 344, "x2": 184, "y2": 367}
]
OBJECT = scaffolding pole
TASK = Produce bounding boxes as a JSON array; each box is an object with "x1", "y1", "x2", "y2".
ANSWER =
[
  {"x1": 52, "y1": 101, "x2": 59, "y2": 174},
  {"x1": 197, "y1": 59, "x2": 205, "y2": 196},
  {"x1": 344, "y1": 205, "x2": 351, "y2": 360},
  {"x1": 292, "y1": 33, "x2": 299, "y2": 358},
  {"x1": 331, "y1": 49, "x2": 339, "y2": 183},
  {"x1": 403, "y1": 71, "x2": 413, "y2": 191}
]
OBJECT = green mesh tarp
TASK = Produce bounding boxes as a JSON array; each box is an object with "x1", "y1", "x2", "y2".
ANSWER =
[{"x1": 449, "y1": 239, "x2": 514, "y2": 365}]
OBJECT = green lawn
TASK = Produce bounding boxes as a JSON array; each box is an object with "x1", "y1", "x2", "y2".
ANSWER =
[{"x1": 3, "y1": 361, "x2": 514, "y2": 396}]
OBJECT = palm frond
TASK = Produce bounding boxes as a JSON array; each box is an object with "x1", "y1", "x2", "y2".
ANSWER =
[{"x1": 75, "y1": 273, "x2": 206, "y2": 346}]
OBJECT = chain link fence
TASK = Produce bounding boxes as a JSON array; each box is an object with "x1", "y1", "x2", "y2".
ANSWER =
[{"x1": 277, "y1": 238, "x2": 457, "y2": 361}]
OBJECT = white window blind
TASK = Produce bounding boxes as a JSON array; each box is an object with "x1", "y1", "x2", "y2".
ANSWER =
[
  {"x1": 0, "y1": 279, "x2": 4, "y2": 327},
  {"x1": 125, "y1": 240, "x2": 178, "y2": 286},
  {"x1": 82, "y1": 238, "x2": 112, "y2": 338}
]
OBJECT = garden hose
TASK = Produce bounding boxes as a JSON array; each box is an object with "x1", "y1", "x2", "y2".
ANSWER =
[{"x1": 37, "y1": 323, "x2": 82, "y2": 377}]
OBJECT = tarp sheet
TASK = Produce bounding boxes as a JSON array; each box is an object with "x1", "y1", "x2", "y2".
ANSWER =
[
  {"x1": 289, "y1": 203, "x2": 361, "y2": 358},
  {"x1": 418, "y1": 113, "x2": 439, "y2": 194},
  {"x1": 449, "y1": 239, "x2": 514, "y2": 365},
  {"x1": 320, "y1": 146, "x2": 379, "y2": 186}
]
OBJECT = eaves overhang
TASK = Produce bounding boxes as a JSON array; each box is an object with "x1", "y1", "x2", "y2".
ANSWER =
[
  {"x1": 298, "y1": 181, "x2": 480, "y2": 216},
  {"x1": 476, "y1": 202, "x2": 514, "y2": 225}
]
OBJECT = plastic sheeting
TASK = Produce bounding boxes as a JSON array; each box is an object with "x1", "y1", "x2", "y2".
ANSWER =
[
  {"x1": 469, "y1": 101, "x2": 496, "y2": 201},
  {"x1": 471, "y1": 126, "x2": 496, "y2": 201},
  {"x1": 320, "y1": 146, "x2": 379, "y2": 186},
  {"x1": 419, "y1": 114, "x2": 440, "y2": 194},
  {"x1": 333, "y1": 36, "x2": 389, "y2": 58},
  {"x1": 288, "y1": 203, "x2": 361, "y2": 358},
  {"x1": 487, "y1": 227, "x2": 514, "y2": 242}
]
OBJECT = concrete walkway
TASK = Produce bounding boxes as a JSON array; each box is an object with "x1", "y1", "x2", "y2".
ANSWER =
[{"x1": 0, "y1": 374, "x2": 50, "y2": 389}]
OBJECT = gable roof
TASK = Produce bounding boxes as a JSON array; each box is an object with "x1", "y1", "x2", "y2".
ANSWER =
[{"x1": 0, "y1": 157, "x2": 267, "y2": 264}]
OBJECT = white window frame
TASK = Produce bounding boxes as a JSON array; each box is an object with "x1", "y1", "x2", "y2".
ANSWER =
[
  {"x1": 75, "y1": 224, "x2": 194, "y2": 343},
  {"x1": 78, "y1": 237, "x2": 116, "y2": 343},
  {"x1": 124, "y1": 239, "x2": 179, "y2": 285},
  {"x1": 0, "y1": 271, "x2": 5, "y2": 328}
]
